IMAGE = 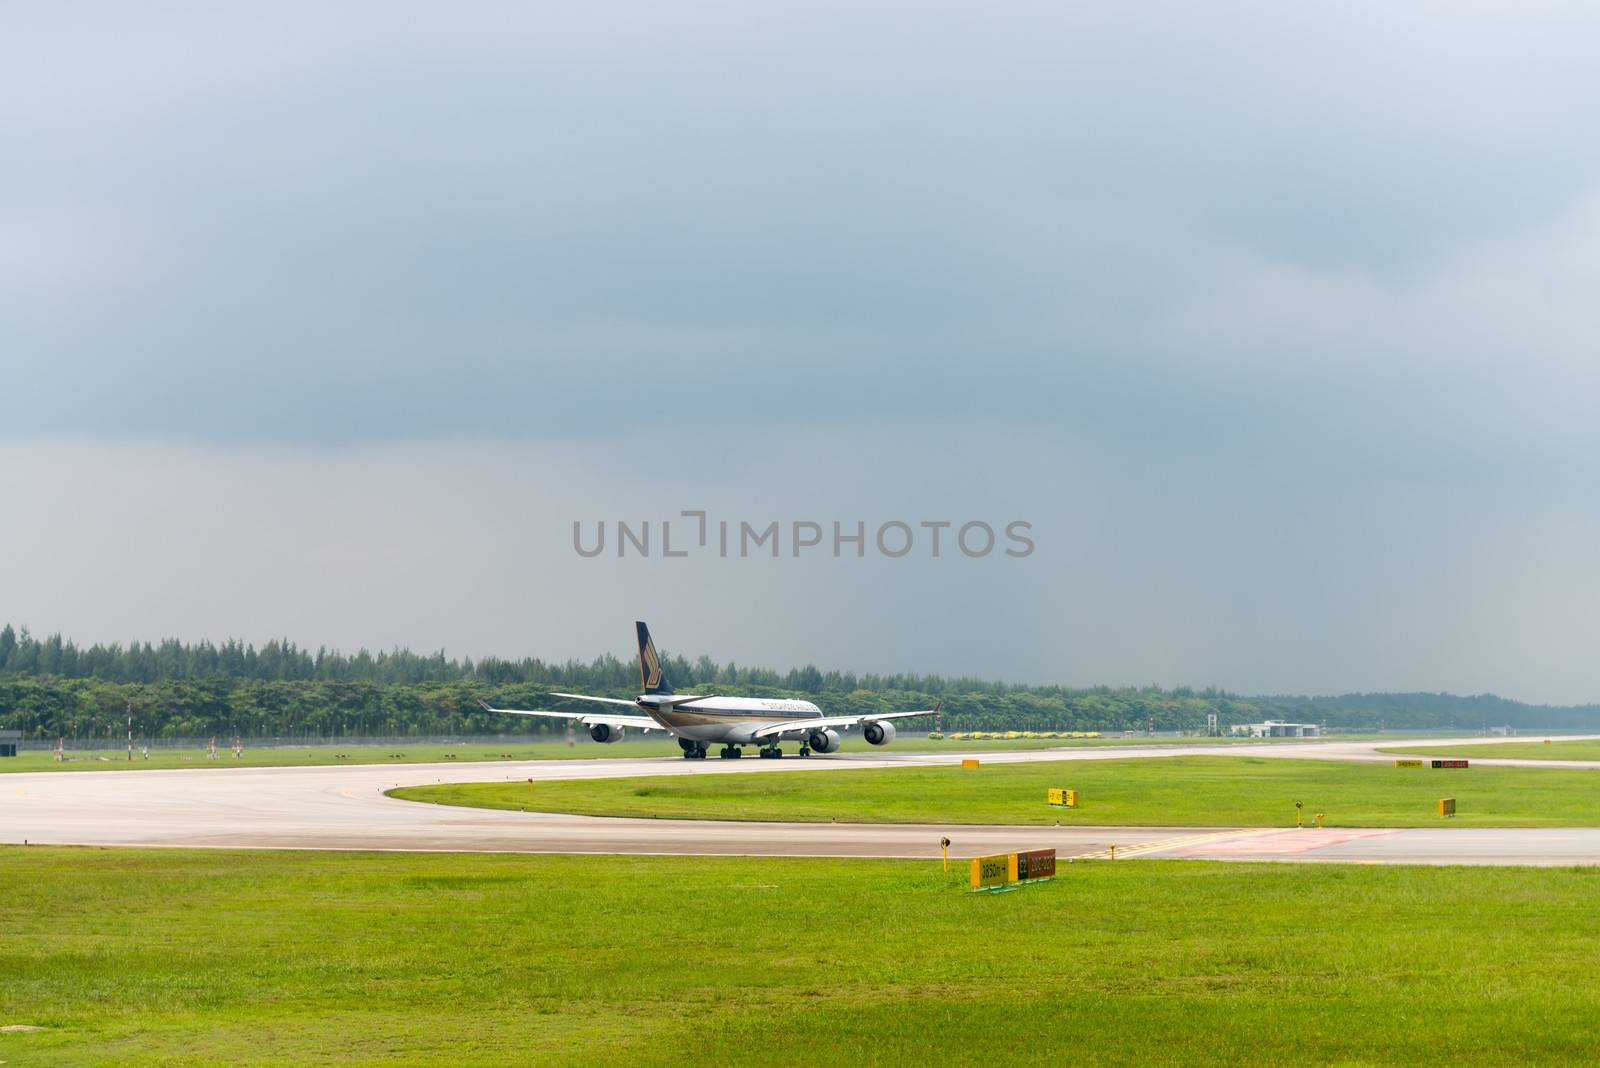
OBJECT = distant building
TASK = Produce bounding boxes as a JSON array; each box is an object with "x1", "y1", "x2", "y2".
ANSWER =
[{"x1": 1230, "y1": 721, "x2": 1321, "y2": 738}]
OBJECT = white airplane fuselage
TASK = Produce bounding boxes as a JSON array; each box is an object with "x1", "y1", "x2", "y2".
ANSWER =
[{"x1": 639, "y1": 695, "x2": 822, "y2": 745}]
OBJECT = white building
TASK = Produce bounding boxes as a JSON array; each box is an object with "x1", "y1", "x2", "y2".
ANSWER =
[{"x1": 1230, "y1": 720, "x2": 1321, "y2": 738}]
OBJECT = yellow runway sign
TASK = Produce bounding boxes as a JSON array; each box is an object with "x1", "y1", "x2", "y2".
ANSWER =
[
  {"x1": 971, "y1": 853, "x2": 1011, "y2": 889},
  {"x1": 971, "y1": 849, "x2": 1057, "y2": 890},
  {"x1": 1394, "y1": 759, "x2": 1423, "y2": 768}
]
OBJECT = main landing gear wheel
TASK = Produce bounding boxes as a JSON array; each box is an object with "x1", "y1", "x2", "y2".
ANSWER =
[
  {"x1": 759, "y1": 746, "x2": 783, "y2": 759},
  {"x1": 719, "y1": 746, "x2": 743, "y2": 759},
  {"x1": 797, "y1": 745, "x2": 811, "y2": 758},
  {"x1": 679, "y1": 740, "x2": 709, "y2": 759}
]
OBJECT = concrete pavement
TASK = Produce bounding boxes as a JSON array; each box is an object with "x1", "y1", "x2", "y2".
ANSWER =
[{"x1": 5, "y1": 737, "x2": 1600, "y2": 865}]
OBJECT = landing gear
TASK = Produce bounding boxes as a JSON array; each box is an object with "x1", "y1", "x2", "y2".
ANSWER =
[
  {"x1": 718, "y1": 745, "x2": 743, "y2": 759},
  {"x1": 797, "y1": 745, "x2": 811, "y2": 758},
  {"x1": 679, "y1": 740, "x2": 708, "y2": 760},
  {"x1": 759, "y1": 746, "x2": 784, "y2": 759}
]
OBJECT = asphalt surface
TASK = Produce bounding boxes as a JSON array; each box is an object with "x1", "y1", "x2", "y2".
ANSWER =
[{"x1": 5, "y1": 736, "x2": 1600, "y2": 865}]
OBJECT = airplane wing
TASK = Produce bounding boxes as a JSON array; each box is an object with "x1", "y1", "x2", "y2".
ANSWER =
[
  {"x1": 478, "y1": 700, "x2": 661, "y2": 731},
  {"x1": 752, "y1": 708, "x2": 938, "y2": 740}
]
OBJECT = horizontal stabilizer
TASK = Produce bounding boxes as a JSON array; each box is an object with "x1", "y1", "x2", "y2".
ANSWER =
[
  {"x1": 478, "y1": 699, "x2": 659, "y2": 731},
  {"x1": 752, "y1": 707, "x2": 938, "y2": 741},
  {"x1": 549, "y1": 692, "x2": 639, "y2": 707},
  {"x1": 639, "y1": 693, "x2": 711, "y2": 707}
]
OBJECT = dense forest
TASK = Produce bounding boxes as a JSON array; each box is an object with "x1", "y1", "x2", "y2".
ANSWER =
[{"x1": 1, "y1": 624, "x2": 1596, "y2": 741}]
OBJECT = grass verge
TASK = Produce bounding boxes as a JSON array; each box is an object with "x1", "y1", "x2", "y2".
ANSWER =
[
  {"x1": 0, "y1": 740, "x2": 683, "y2": 772},
  {"x1": 1379, "y1": 739, "x2": 1600, "y2": 762},
  {"x1": 393, "y1": 755, "x2": 1600, "y2": 828},
  {"x1": 0, "y1": 734, "x2": 1382, "y2": 774}
]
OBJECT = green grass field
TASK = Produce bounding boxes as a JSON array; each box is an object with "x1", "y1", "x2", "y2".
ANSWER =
[
  {"x1": 3, "y1": 847, "x2": 1600, "y2": 1066},
  {"x1": 0, "y1": 733, "x2": 1380, "y2": 774},
  {"x1": 394, "y1": 755, "x2": 1600, "y2": 828},
  {"x1": 0, "y1": 740, "x2": 684, "y2": 772},
  {"x1": 1380, "y1": 739, "x2": 1600, "y2": 762}
]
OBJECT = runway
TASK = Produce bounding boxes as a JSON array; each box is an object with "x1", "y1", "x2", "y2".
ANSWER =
[{"x1": 5, "y1": 737, "x2": 1600, "y2": 865}]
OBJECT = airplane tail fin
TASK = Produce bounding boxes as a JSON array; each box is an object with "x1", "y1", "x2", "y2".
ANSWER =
[{"x1": 635, "y1": 621, "x2": 672, "y2": 695}]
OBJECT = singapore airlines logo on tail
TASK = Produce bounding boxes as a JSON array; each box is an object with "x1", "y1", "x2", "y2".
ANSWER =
[{"x1": 638, "y1": 622, "x2": 665, "y2": 693}]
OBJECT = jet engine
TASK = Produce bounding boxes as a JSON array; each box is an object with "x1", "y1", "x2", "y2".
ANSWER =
[
  {"x1": 808, "y1": 728, "x2": 842, "y2": 754},
  {"x1": 589, "y1": 723, "x2": 624, "y2": 743},
  {"x1": 862, "y1": 721, "x2": 896, "y2": 746}
]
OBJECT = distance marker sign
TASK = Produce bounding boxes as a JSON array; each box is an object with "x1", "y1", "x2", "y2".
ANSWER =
[
  {"x1": 971, "y1": 853, "x2": 1011, "y2": 889},
  {"x1": 1013, "y1": 848, "x2": 1056, "y2": 881}
]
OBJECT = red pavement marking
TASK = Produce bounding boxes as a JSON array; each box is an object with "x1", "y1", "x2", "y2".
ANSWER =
[{"x1": 1171, "y1": 828, "x2": 1399, "y2": 856}]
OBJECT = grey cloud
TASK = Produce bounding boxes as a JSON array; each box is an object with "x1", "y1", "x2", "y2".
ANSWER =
[
  {"x1": 5, "y1": 5, "x2": 1600, "y2": 700},
  {"x1": 5, "y1": 3, "x2": 1600, "y2": 445}
]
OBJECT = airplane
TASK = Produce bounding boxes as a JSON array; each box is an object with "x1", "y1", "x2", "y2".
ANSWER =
[{"x1": 479, "y1": 621, "x2": 938, "y2": 759}]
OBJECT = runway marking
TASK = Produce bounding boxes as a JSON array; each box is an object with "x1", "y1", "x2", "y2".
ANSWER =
[
  {"x1": 1166, "y1": 827, "x2": 1398, "y2": 856},
  {"x1": 1072, "y1": 828, "x2": 1270, "y2": 860}
]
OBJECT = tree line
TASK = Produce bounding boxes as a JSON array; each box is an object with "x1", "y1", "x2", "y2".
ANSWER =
[{"x1": 1, "y1": 623, "x2": 1596, "y2": 740}]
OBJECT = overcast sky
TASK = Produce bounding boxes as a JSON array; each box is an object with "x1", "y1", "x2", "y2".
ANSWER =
[{"x1": 5, "y1": 3, "x2": 1600, "y2": 702}]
